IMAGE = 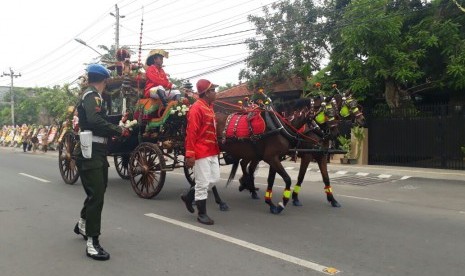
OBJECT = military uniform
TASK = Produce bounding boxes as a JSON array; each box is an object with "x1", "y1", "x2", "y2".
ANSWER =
[{"x1": 74, "y1": 85, "x2": 122, "y2": 238}]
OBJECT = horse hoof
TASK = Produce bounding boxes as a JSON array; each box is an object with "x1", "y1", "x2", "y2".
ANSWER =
[
  {"x1": 251, "y1": 191, "x2": 260, "y2": 200},
  {"x1": 269, "y1": 206, "x2": 279, "y2": 214},
  {"x1": 219, "y1": 203, "x2": 229, "y2": 211},
  {"x1": 292, "y1": 200, "x2": 303, "y2": 206},
  {"x1": 277, "y1": 202, "x2": 285, "y2": 213},
  {"x1": 331, "y1": 200, "x2": 341, "y2": 208},
  {"x1": 238, "y1": 185, "x2": 245, "y2": 192}
]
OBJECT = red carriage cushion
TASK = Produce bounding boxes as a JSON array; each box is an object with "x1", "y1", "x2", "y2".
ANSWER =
[{"x1": 224, "y1": 112, "x2": 266, "y2": 139}]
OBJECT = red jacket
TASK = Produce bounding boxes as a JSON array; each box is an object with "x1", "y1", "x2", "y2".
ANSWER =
[
  {"x1": 144, "y1": 65, "x2": 173, "y2": 98},
  {"x1": 185, "y1": 98, "x2": 220, "y2": 159}
]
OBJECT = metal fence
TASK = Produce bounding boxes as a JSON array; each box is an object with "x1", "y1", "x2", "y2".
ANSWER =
[{"x1": 366, "y1": 104, "x2": 465, "y2": 170}]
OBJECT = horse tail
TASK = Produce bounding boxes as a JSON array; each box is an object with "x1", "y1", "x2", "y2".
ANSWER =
[{"x1": 226, "y1": 159, "x2": 239, "y2": 187}]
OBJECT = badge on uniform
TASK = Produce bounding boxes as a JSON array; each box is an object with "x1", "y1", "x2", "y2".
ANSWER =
[{"x1": 94, "y1": 97, "x2": 102, "y2": 106}]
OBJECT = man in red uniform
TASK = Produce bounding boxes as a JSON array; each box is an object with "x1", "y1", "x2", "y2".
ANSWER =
[
  {"x1": 182, "y1": 79, "x2": 220, "y2": 225},
  {"x1": 144, "y1": 49, "x2": 181, "y2": 106}
]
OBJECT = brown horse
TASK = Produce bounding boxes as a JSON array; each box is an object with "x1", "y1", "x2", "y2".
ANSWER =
[
  {"x1": 228, "y1": 93, "x2": 363, "y2": 208},
  {"x1": 289, "y1": 92, "x2": 366, "y2": 207},
  {"x1": 215, "y1": 103, "x2": 322, "y2": 214}
]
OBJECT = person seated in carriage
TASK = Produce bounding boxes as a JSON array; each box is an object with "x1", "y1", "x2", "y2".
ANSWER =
[{"x1": 144, "y1": 49, "x2": 181, "y2": 107}]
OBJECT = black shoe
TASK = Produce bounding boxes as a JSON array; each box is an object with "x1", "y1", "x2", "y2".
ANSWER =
[
  {"x1": 196, "y1": 199, "x2": 214, "y2": 225},
  {"x1": 180, "y1": 187, "x2": 195, "y2": 213},
  {"x1": 197, "y1": 214, "x2": 214, "y2": 225},
  {"x1": 86, "y1": 236, "x2": 110, "y2": 261}
]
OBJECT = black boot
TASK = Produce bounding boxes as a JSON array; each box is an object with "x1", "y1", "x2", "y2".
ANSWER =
[
  {"x1": 180, "y1": 187, "x2": 195, "y2": 213},
  {"x1": 86, "y1": 236, "x2": 110, "y2": 261},
  {"x1": 196, "y1": 199, "x2": 214, "y2": 225},
  {"x1": 157, "y1": 89, "x2": 168, "y2": 107}
]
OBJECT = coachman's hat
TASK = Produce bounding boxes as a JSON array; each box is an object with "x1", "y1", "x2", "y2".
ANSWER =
[
  {"x1": 146, "y1": 49, "x2": 169, "y2": 65},
  {"x1": 196, "y1": 79, "x2": 218, "y2": 95}
]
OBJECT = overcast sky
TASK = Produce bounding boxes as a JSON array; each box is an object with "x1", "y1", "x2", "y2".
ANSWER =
[{"x1": 0, "y1": 0, "x2": 277, "y2": 89}]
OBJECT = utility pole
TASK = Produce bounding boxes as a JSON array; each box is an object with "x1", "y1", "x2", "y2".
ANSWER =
[
  {"x1": 1, "y1": 68, "x2": 21, "y2": 125},
  {"x1": 110, "y1": 4, "x2": 125, "y2": 52}
]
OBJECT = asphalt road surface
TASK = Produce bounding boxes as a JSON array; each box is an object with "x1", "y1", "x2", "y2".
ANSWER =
[{"x1": 1, "y1": 147, "x2": 464, "y2": 276}]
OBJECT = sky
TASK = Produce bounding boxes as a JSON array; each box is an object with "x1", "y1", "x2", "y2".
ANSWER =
[{"x1": 0, "y1": 0, "x2": 278, "y2": 89}]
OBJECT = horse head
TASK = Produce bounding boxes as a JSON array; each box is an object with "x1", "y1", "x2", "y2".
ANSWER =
[
  {"x1": 312, "y1": 97, "x2": 340, "y2": 140},
  {"x1": 332, "y1": 90, "x2": 366, "y2": 127}
]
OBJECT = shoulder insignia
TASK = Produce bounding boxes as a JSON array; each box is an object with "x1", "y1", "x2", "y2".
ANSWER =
[{"x1": 94, "y1": 97, "x2": 102, "y2": 106}]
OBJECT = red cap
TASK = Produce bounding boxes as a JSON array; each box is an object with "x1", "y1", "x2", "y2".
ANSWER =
[{"x1": 196, "y1": 79, "x2": 218, "y2": 94}]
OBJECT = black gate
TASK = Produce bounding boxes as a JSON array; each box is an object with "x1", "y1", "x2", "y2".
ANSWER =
[{"x1": 367, "y1": 104, "x2": 465, "y2": 170}]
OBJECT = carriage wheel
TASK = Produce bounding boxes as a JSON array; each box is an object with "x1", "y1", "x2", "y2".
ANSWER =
[
  {"x1": 129, "y1": 142, "x2": 166, "y2": 199},
  {"x1": 114, "y1": 154, "x2": 130, "y2": 180},
  {"x1": 58, "y1": 131, "x2": 79, "y2": 184},
  {"x1": 183, "y1": 160, "x2": 195, "y2": 187}
]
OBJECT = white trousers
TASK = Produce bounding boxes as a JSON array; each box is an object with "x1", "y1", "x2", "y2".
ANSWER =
[
  {"x1": 194, "y1": 155, "x2": 220, "y2": 200},
  {"x1": 149, "y1": 85, "x2": 181, "y2": 100}
]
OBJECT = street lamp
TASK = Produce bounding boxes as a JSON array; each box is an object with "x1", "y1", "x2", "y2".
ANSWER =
[{"x1": 74, "y1": 38, "x2": 103, "y2": 56}]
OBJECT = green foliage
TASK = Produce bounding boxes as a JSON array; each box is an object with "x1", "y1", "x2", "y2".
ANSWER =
[
  {"x1": 461, "y1": 146, "x2": 465, "y2": 155},
  {"x1": 240, "y1": 0, "x2": 326, "y2": 87},
  {"x1": 0, "y1": 86, "x2": 79, "y2": 125},
  {"x1": 240, "y1": 0, "x2": 465, "y2": 111},
  {"x1": 337, "y1": 135, "x2": 351, "y2": 158},
  {"x1": 352, "y1": 126, "x2": 365, "y2": 160}
]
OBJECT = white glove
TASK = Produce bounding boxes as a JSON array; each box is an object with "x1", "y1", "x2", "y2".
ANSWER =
[{"x1": 171, "y1": 84, "x2": 177, "y2": 89}]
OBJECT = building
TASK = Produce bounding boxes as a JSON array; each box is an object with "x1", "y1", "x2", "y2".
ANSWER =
[{"x1": 217, "y1": 78, "x2": 305, "y2": 103}]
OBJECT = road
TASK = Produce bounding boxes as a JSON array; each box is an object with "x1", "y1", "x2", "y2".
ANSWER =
[{"x1": 0, "y1": 147, "x2": 464, "y2": 276}]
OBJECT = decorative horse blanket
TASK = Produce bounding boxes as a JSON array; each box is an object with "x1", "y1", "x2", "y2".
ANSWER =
[{"x1": 224, "y1": 112, "x2": 266, "y2": 139}]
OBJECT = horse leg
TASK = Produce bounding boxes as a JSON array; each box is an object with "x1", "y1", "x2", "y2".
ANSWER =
[
  {"x1": 247, "y1": 160, "x2": 260, "y2": 199},
  {"x1": 315, "y1": 153, "x2": 341, "y2": 207},
  {"x1": 238, "y1": 159, "x2": 249, "y2": 192},
  {"x1": 265, "y1": 166, "x2": 278, "y2": 213},
  {"x1": 292, "y1": 153, "x2": 311, "y2": 206},
  {"x1": 272, "y1": 159, "x2": 293, "y2": 214},
  {"x1": 265, "y1": 158, "x2": 292, "y2": 214},
  {"x1": 211, "y1": 185, "x2": 229, "y2": 211}
]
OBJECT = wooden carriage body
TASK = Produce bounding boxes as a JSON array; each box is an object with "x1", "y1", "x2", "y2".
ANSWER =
[{"x1": 58, "y1": 72, "x2": 194, "y2": 198}]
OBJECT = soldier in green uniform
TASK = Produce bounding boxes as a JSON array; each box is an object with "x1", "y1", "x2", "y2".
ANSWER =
[{"x1": 73, "y1": 64, "x2": 130, "y2": 261}]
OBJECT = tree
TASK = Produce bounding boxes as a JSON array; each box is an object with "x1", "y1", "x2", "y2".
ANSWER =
[
  {"x1": 327, "y1": 0, "x2": 465, "y2": 109},
  {"x1": 218, "y1": 83, "x2": 236, "y2": 92},
  {"x1": 240, "y1": 0, "x2": 326, "y2": 91}
]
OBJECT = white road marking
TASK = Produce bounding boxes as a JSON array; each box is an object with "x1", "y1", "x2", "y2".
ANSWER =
[
  {"x1": 400, "y1": 176, "x2": 411, "y2": 180},
  {"x1": 356, "y1": 172, "x2": 369, "y2": 176},
  {"x1": 145, "y1": 213, "x2": 340, "y2": 275},
  {"x1": 336, "y1": 171, "x2": 348, "y2": 175},
  {"x1": 19, "y1": 173, "x2": 50, "y2": 183},
  {"x1": 338, "y1": 194, "x2": 387, "y2": 202},
  {"x1": 377, "y1": 174, "x2": 392, "y2": 179},
  {"x1": 285, "y1": 167, "x2": 295, "y2": 170},
  {"x1": 459, "y1": 211, "x2": 465, "y2": 215}
]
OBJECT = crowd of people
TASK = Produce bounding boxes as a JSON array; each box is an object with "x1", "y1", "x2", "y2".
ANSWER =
[{"x1": 0, "y1": 123, "x2": 62, "y2": 152}]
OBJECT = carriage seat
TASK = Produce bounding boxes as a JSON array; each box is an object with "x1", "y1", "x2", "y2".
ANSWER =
[{"x1": 134, "y1": 98, "x2": 179, "y2": 130}]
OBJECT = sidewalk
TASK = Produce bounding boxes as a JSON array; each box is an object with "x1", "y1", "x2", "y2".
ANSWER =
[
  {"x1": 3, "y1": 146, "x2": 464, "y2": 182},
  {"x1": 276, "y1": 159, "x2": 465, "y2": 182}
]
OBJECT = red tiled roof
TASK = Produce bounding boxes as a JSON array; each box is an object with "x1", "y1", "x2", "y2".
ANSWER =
[
  {"x1": 216, "y1": 78, "x2": 304, "y2": 100},
  {"x1": 217, "y1": 83, "x2": 252, "y2": 99}
]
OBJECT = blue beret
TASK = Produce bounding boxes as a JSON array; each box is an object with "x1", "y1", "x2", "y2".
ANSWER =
[{"x1": 87, "y1": 64, "x2": 110, "y2": 78}]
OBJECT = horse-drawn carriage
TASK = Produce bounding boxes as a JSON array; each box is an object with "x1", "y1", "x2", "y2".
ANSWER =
[
  {"x1": 57, "y1": 48, "x2": 365, "y2": 215},
  {"x1": 58, "y1": 68, "x2": 195, "y2": 199}
]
